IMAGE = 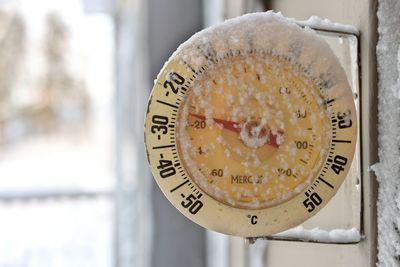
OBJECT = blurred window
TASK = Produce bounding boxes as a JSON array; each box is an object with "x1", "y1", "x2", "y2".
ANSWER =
[{"x1": 0, "y1": 0, "x2": 115, "y2": 266}]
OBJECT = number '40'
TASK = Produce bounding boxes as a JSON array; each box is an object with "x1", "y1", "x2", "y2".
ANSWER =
[
  {"x1": 331, "y1": 155, "x2": 348, "y2": 174},
  {"x1": 157, "y1": 159, "x2": 176, "y2": 178}
]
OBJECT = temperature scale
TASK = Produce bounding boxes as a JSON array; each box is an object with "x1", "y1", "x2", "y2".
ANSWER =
[{"x1": 144, "y1": 12, "x2": 357, "y2": 237}]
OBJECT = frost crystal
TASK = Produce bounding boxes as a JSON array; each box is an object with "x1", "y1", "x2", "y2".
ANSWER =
[
  {"x1": 372, "y1": 0, "x2": 400, "y2": 266},
  {"x1": 275, "y1": 226, "x2": 361, "y2": 243}
]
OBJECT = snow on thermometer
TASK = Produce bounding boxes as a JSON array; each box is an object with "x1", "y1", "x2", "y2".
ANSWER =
[{"x1": 144, "y1": 12, "x2": 357, "y2": 237}]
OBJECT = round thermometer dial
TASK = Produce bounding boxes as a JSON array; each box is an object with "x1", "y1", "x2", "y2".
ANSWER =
[{"x1": 144, "y1": 12, "x2": 357, "y2": 237}]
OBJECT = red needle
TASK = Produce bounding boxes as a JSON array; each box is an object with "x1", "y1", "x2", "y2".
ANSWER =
[
  {"x1": 189, "y1": 113, "x2": 282, "y2": 148},
  {"x1": 190, "y1": 113, "x2": 241, "y2": 133}
]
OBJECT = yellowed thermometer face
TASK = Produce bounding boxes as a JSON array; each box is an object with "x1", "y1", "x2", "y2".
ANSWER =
[{"x1": 144, "y1": 12, "x2": 357, "y2": 237}]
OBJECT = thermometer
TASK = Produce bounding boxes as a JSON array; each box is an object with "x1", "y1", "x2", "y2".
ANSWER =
[{"x1": 144, "y1": 12, "x2": 357, "y2": 237}]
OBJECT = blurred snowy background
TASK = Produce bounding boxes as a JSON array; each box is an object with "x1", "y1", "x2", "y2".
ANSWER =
[{"x1": 0, "y1": 0, "x2": 115, "y2": 266}]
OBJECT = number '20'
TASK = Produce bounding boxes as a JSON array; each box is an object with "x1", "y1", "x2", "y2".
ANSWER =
[{"x1": 164, "y1": 72, "x2": 185, "y2": 94}]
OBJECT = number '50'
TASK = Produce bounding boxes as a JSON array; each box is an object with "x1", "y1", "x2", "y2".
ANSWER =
[
  {"x1": 182, "y1": 194, "x2": 203, "y2": 215},
  {"x1": 303, "y1": 193, "x2": 323, "y2": 212}
]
